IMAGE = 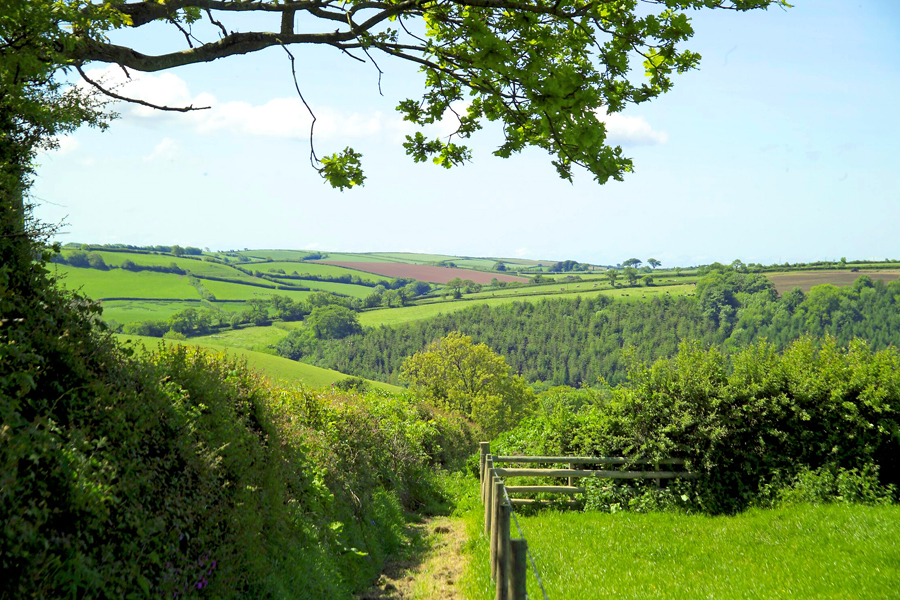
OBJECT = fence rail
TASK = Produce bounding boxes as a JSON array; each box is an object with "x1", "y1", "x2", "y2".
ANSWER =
[{"x1": 478, "y1": 441, "x2": 697, "y2": 600}]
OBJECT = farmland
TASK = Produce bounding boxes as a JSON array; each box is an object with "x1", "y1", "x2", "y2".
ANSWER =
[
  {"x1": 319, "y1": 261, "x2": 529, "y2": 284},
  {"x1": 52, "y1": 265, "x2": 201, "y2": 299},
  {"x1": 767, "y1": 270, "x2": 900, "y2": 294}
]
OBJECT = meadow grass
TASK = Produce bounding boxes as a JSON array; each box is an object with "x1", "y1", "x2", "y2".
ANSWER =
[
  {"x1": 99, "y1": 300, "x2": 207, "y2": 324},
  {"x1": 361, "y1": 285, "x2": 695, "y2": 328},
  {"x1": 191, "y1": 325, "x2": 290, "y2": 353},
  {"x1": 315, "y1": 252, "x2": 396, "y2": 263},
  {"x1": 52, "y1": 265, "x2": 200, "y2": 300},
  {"x1": 280, "y1": 278, "x2": 374, "y2": 298},
  {"x1": 365, "y1": 252, "x2": 462, "y2": 264},
  {"x1": 116, "y1": 333, "x2": 403, "y2": 392},
  {"x1": 236, "y1": 249, "x2": 313, "y2": 261},
  {"x1": 64, "y1": 250, "x2": 256, "y2": 279},
  {"x1": 200, "y1": 279, "x2": 312, "y2": 301},
  {"x1": 461, "y1": 503, "x2": 900, "y2": 600},
  {"x1": 255, "y1": 261, "x2": 391, "y2": 282}
]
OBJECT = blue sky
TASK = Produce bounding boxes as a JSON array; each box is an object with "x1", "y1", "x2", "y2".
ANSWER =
[{"x1": 33, "y1": 0, "x2": 900, "y2": 267}]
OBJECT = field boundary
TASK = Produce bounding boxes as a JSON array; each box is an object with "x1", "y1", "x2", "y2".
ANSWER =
[{"x1": 477, "y1": 442, "x2": 697, "y2": 599}]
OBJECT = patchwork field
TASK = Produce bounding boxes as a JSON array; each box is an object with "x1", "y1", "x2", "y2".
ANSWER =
[
  {"x1": 253, "y1": 261, "x2": 391, "y2": 283},
  {"x1": 99, "y1": 299, "x2": 212, "y2": 324},
  {"x1": 767, "y1": 270, "x2": 900, "y2": 294},
  {"x1": 201, "y1": 279, "x2": 312, "y2": 301},
  {"x1": 319, "y1": 261, "x2": 529, "y2": 284}
]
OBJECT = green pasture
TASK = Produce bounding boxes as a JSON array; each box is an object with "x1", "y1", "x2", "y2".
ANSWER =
[
  {"x1": 295, "y1": 279, "x2": 373, "y2": 298},
  {"x1": 62, "y1": 250, "x2": 258, "y2": 280},
  {"x1": 446, "y1": 258, "x2": 498, "y2": 270},
  {"x1": 191, "y1": 325, "x2": 290, "y2": 353},
  {"x1": 52, "y1": 265, "x2": 200, "y2": 300},
  {"x1": 259, "y1": 261, "x2": 391, "y2": 283},
  {"x1": 365, "y1": 252, "x2": 462, "y2": 264},
  {"x1": 99, "y1": 299, "x2": 208, "y2": 324},
  {"x1": 200, "y1": 279, "x2": 311, "y2": 301},
  {"x1": 116, "y1": 333, "x2": 402, "y2": 392},
  {"x1": 236, "y1": 249, "x2": 313, "y2": 261},
  {"x1": 462, "y1": 504, "x2": 900, "y2": 600},
  {"x1": 314, "y1": 252, "x2": 395, "y2": 263}
]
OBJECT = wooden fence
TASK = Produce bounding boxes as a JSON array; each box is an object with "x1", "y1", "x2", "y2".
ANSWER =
[{"x1": 478, "y1": 442, "x2": 698, "y2": 600}]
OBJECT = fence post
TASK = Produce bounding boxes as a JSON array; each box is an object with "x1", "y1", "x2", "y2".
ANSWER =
[
  {"x1": 482, "y1": 454, "x2": 492, "y2": 505},
  {"x1": 484, "y1": 458, "x2": 494, "y2": 536},
  {"x1": 495, "y1": 501, "x2": 511, "y2": 600},
  {"x1": 490, "y1": 478, "x2": 502, "y2": 580},
  {"x1": 480, "y1": 442, "x2": 490, "y2": 498},
  {"x1": 508, "y1": 539, "x2": 527, "y2": 600}
]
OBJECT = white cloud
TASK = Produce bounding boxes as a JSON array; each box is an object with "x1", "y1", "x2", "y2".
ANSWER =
[
  {"x1": 515, "y1": 247, "x2": 529, "y2": 257},
  {"x1": 55, "y1": 135, "x2": 81, "y2": 155},
  {"x1": 303, "y1": 242, "x2": 322, "y2": 250},
  {"x1": 79, "y1": 65, "x2": 458, "y2": 144},
  {"x1": 143, "y1": 137, "x2": 181, "y2": 162},
  {"x1": 595, "y1": 109, "x2": 668, "y2": 146}
]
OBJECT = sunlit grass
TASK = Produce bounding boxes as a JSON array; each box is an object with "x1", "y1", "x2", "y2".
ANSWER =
[{"x1": 462, "y1": 504, "x2": 900, "y2": 600}]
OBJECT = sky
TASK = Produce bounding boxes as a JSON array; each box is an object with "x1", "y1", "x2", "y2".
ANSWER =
[{"x1": 32, "y1": 0, "x2": 900, "y2": 267}]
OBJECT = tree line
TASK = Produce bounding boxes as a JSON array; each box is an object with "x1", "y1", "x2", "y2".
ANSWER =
[{"x1": 275, "y1": 269, "x2": 900, "y2": 387}]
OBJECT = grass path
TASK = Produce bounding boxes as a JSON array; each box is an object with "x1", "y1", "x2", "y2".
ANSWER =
[{"x1": 358, "y1": 517, "x2": 468, "y2": 600}]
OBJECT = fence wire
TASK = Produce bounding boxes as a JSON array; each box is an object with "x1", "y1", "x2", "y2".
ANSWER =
[{"x1": 502, "y1": 486, "x2": 550, "y2": 600}]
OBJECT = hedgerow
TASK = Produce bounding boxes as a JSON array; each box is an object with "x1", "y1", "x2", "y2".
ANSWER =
[
  {"x1": 492, "y1": 338, "x2": 900, "y2": 513},
  {"x1": 1, "y1": 233, "x2": 474, "y2": 598}
]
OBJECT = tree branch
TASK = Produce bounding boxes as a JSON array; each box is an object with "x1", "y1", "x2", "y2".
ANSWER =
[{"x1": 75, "y1": 65, "x2": 210, "y2": 112}]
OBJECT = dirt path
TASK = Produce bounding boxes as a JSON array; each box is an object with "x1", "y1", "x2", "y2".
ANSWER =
[{"x1": 357, "y1": 516, "x2": 468, "y2": 600}]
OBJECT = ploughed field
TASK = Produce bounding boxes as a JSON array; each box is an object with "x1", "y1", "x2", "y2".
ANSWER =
[
  {"x1": 767, "y1": 270, "x2": 900, "y2": 294},
  {"x1": 317, "y1": 261, "x2": 530, "y2": 284}
]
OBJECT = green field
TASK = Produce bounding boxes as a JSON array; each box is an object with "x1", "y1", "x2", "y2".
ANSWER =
[
  {"x1": 191, "y1": 325, "x2": 290, "y2": 352},
  {"x1": 362, "y1": 284, "x2": 694, "y2": 328},
  {"x1": 53, "y1": 265, "x2": 200, "y2": 300},
  {"x1": 255, "y1": 261, "x2": 391, "y2": 282},
  {"x1": 236, "y1": 249, "x2": 314, "y2": 261},
  {"x1": 200, "y1": 279, "x2": 311, "y2": 301},
  {"x1": 292, "y1": 279, "x2": 373, "y2": 298},
  {"x1": 99, "y1": 299, "x2": 210, "y2": 324},
  {"x1": 116, "y1": 333, "x2": 402, "y2": 392},
  {"x1": 462, "y1": 504, "x2": 900, "y2": 600},
  {"x1": 365, "y1": 252, "x2": 462, "y2": 264},
  {"x1": 63, "y1": 250, "x2": 259, "y2": 280},
  {"x1": 313, "y1": 252, "x2": 396, "y2": 263}
]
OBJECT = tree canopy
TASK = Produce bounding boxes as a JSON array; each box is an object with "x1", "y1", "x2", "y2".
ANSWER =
[{"x1": 2, "y1": 0, "x2": 788, "y2": 192}]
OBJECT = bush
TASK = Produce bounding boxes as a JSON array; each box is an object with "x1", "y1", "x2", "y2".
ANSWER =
[{"x1": 493, "y1": 338, "x2": 900, "y2": 513}]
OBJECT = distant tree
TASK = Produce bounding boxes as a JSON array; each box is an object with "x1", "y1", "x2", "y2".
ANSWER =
[
  {"x1": 172, "y1": 245, "x2": 184, "y2": 257},
  {"x1": 490, "y1": 277, "x2": 500, "y2": 287},
  {"x1": 492, "y1": 262, "x2": 507, "y2": 272},
  {"x1": 622, "y1": 258, "x2": 642, "y2": 269},
  {"x1": 87, "y1": 253, "x2": 108, "y2": 270},
  {"x1": 840, "y1": 257, "x2": 848, "y2": 266},
  {"x1": 641, "y1": 274, "x2": 654, "y2": 286},
  {"x1": 674, "y1": 267, "x2": 683, "y2": 277},
  {"x1": 648, "y1": 258, "x2": 662, "y2": 269},
  {"x1": 400, "y1": 332, "x2": 534, "y2": 437},
  {"x1": 623, "y1": 267, "x2": 638, "y2": 286},
  {"x1": 381, "y1": 289, "x2": 402, "y2": 308},
  {"x1": 447, "y1": 277, "x2": 464, "y2": 299},
  {"x1": 404, "y1": 280, "x2": 432, "y2": 297},
  {"x1": 121, "y1": 259, "x2": 137, "y2": 271},
  {"x1": 67, "y1": 251, "x2": 90, "y2": 268},
  {"x1": 606, "y1": 270, "x2": 619, "y2": 287},
  {"x1": 306, "y1": 305, "x2": 362, "y2": 339}
]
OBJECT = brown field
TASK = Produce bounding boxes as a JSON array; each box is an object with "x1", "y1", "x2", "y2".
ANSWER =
[
  {"x1": 316, "y1": 261, "x2": 530, "y2": 284},
  {"x1": 767, "y1": 270, "x2": 900, "y2": 294}
]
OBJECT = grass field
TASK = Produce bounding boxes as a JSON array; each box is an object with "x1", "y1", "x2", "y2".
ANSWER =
[
  {"x1": 462, "y1": 504, "x2": 900, "y2": 600},
  {"x1": 236, "y1": 249, "x2": 314, "y2": 261},
  {"x1": 200, "y1": 279, "x2": 311, "y2": 301},
  {"x1": 292, "y1": 279, "x2": 373, "y2": 298},
  {"x1": 365, "y1": 252, "x2": 462, "y2": 264},
  {"x1": 313, "y1": 252, "x2": 395, "y2": 263},
  {"x1": 99, "y1": 299, "x2": 208, "y2": 324},
  {"x1": 63, "y1": 250, "x2": 260, "y2": 280},
  {"x1": 361, "y1": 285, "x2": 694, "y2": 328},
  {"x1": 53, "y1": 265, "x2": 201, "y2": 300},
  {"x1": 191, "y1": 325, "x2": 290, "y2": 352},
  {"x1": 255, "y1": 261, "x2": 391, "y2": 283},
  {"x1": 767, "y1": 270, "x2": 900, "y2": 294},
  {"x1": 116, "y1": 333, "x2": 402, "y2": 392}
]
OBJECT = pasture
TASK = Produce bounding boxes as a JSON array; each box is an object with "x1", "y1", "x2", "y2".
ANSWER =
[
  {"x1": 99, "y1": 299, "x2": 211, "y2": 324},
  {"x1": 63, "y1": 250, "x2": 258, "y2": 280},
  {"x1": 52, "y1": 265, "x2": 200, "y2": 300},
  {"x1": 191, "y1": 325, "x2": 290, "y2": 352},
  {"x1": 462, "y1": 504, "x2": 900, "y2": 600},
  {"x1": 236, "y1": 249, "x2": 314, "y2": 261},
  {"x1": 200, "y1": 279, "x2": 311, "y2": 301},
  {"x1": 767, "y1": 270, "x2": 900, "y2": 294},
  {"x1": 256, "y1": 261, "x2": 391, "y2": 283},
  {"x1": 320, "y1": 261, "x2": 529, "y2": 284},
  {"x1": 116, "y1": 333, "x2": 402, "y2": 392}
]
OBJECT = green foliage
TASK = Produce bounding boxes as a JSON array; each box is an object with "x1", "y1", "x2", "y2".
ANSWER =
[
  {"x1": 400, "y1": 332, "x2": 534, "y2": 438},
  {"x1": 306, "y1": 305, "x2": 362, "y2": 339},
  {"x1": 492, "y1": 338, "x2": 900, "y2": 513}
]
